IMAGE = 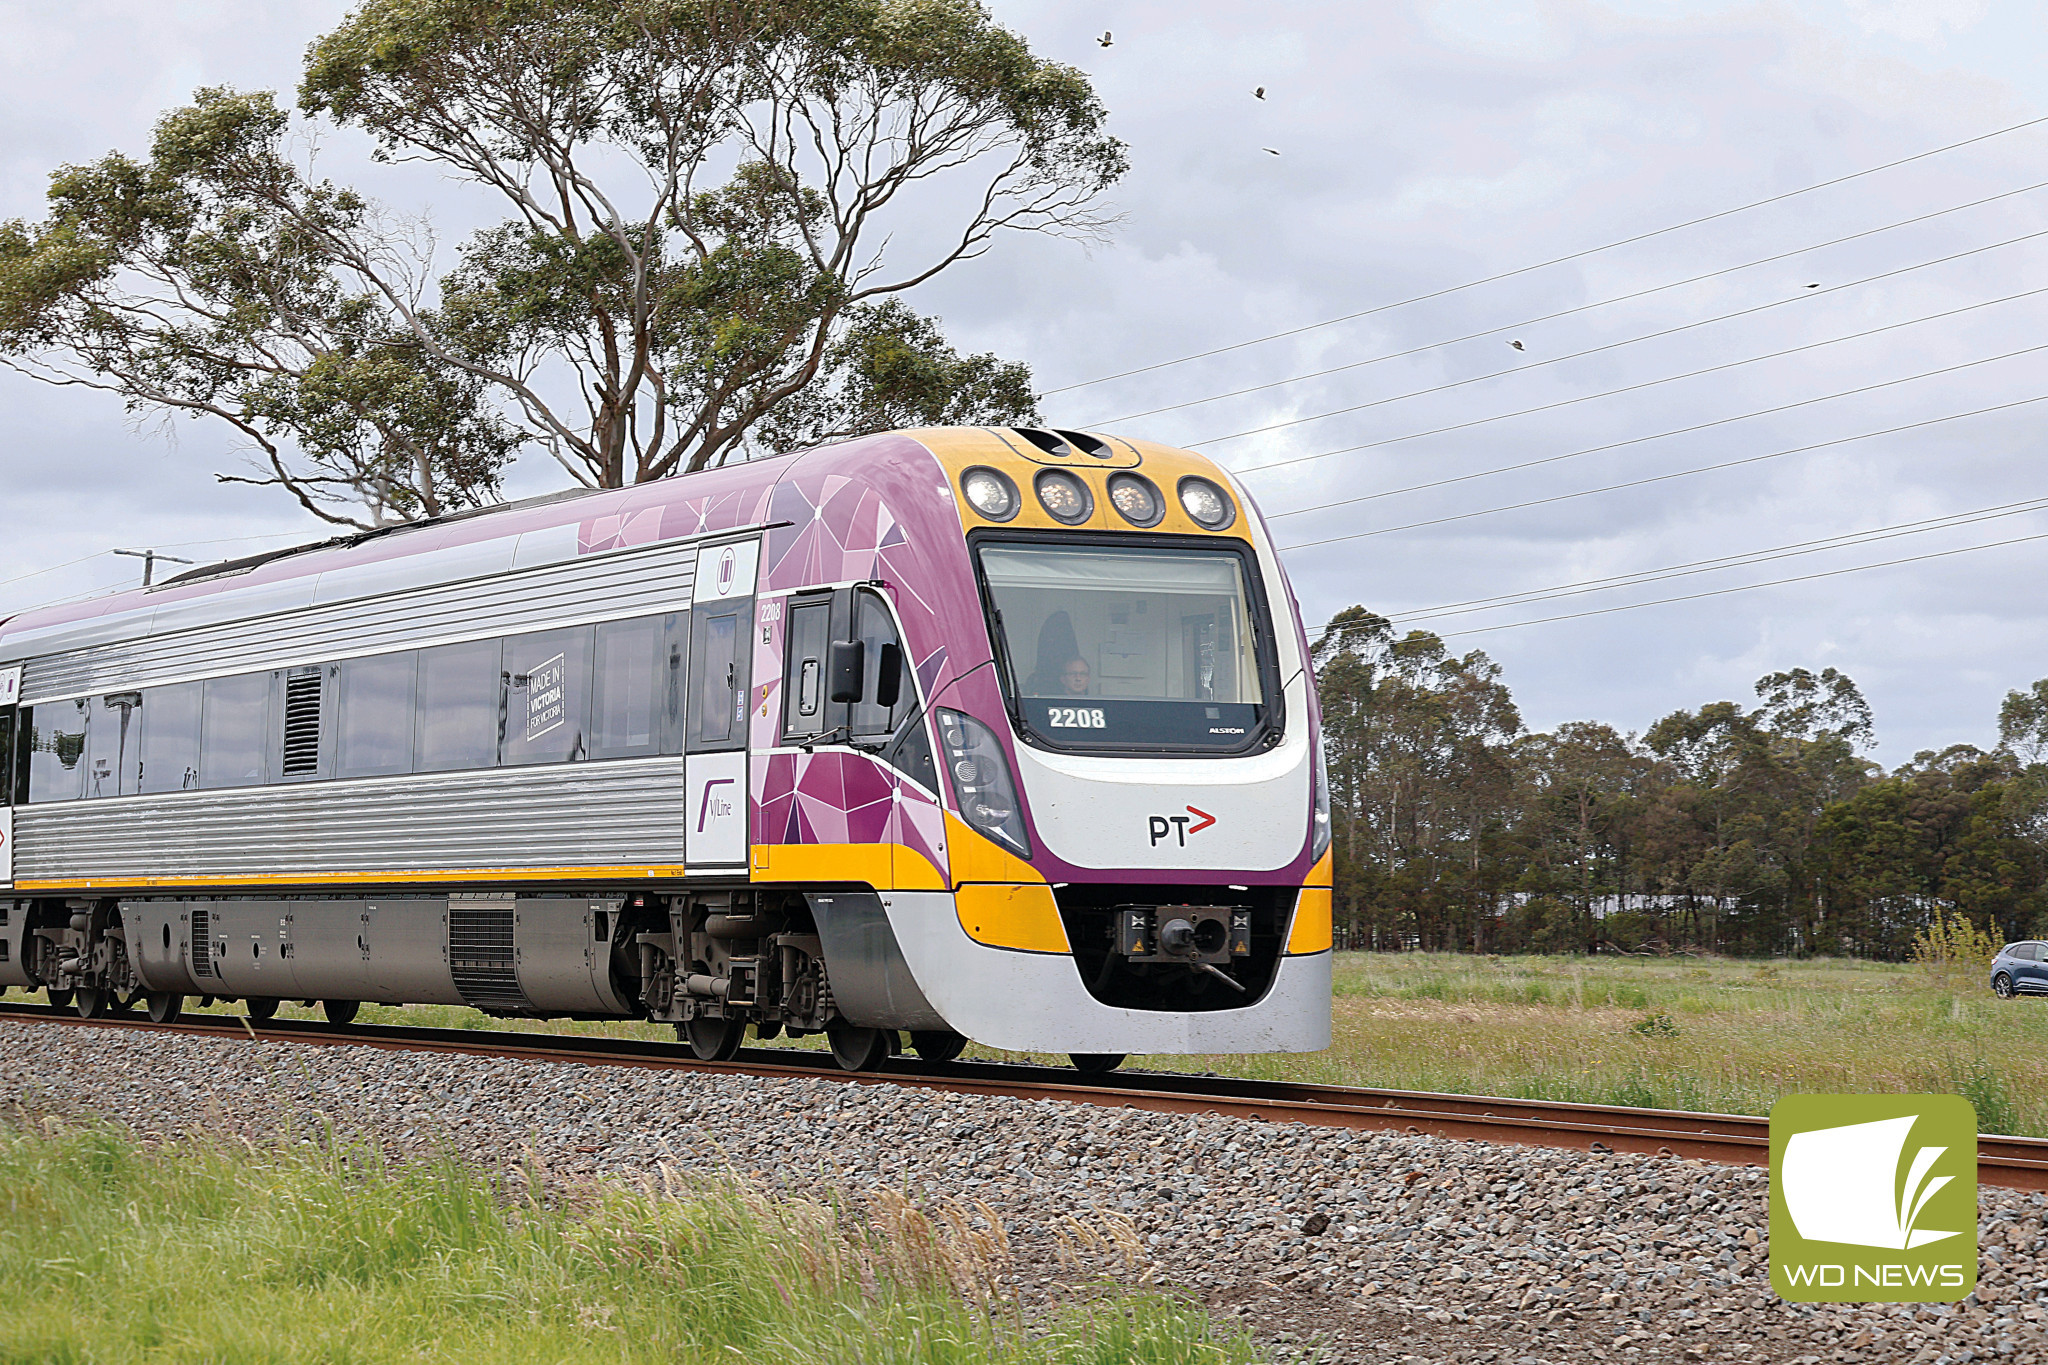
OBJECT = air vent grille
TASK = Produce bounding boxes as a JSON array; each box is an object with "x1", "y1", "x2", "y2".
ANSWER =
[
  {"x1": 281, "y1": 668, "x2": 323, "y2": 776},
  {"x1": 190, "y1": 908, "x2": 213, "y2": 978},
  {"x1": 448, "y1": 895, "x2": 528, "y2": 1010},
  {"x1": 1012, "y1": 427, "x2": 1071, "y2": 457}
]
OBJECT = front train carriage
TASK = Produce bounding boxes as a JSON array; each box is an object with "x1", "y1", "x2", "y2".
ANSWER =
[{"x1": 0, "y1": 427, "x2": 1333, "y2": 1071}]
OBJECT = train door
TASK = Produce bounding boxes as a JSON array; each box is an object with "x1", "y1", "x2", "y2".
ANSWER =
[
  {"x1": 0, "y1": 662, "x2": 17, "y2": 891},
  {"x1": 685, "y1": 539, "x2": 759, "y2": 869}
]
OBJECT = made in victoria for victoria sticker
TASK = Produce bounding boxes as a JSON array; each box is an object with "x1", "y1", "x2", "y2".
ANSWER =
[{"x1": 522, "y1": 653, "x2": 568, "y2": 743}]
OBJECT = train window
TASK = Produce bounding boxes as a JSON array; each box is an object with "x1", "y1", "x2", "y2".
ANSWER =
[
  {"x1": 850, "y1": 590, "x2": 908, "y2": 739},
  {"x1": 338, "y1": 653, "x2": 418, "y2": 778},
  {"x1": 24, "y1": 700, "x2": 87, "y2": 802},
  {"x1": 883, "y1": 712, "x2": 938, "y2": 792},
  {"x1": 503, "y1": 626, "x2": 592, "y2": 766},
  {"x1": 84, "y1": 693, "x2": 144, "y2": 798},
  {"x1": 976, "y1": 539, "x2": 1277, "y2": 754},
  {"x1": 138, "y1": 682, "x2": 202, "y2": 794},
  {"x1": 688, "y1": 606, "x2": 748, "y2": 751},
  {"x1": 416, "y1": 639, "x2": 502, "y2": 773},
  {"x1": 9, "y1": 709, "x2": 27, "y2": 805},
  {"x1": 199, "y1": 673, "x2": 272, "y2": 789},
  {"x1": 782, "y1": 597, "x2": 833, "y2": 740},
  {"x1": 659, "y1": 613, "x2": 688, "y2": 756},
  {"x1": 590, "y1": 618, "x2": 661, "y2": 759}
]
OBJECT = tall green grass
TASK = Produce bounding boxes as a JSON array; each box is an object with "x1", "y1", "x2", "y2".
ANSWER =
[{"x1": 0, "y1": 1123, "x2": 1247, "y2": 1365}]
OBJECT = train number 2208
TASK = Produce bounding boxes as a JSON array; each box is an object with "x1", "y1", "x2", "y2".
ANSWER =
[{"x1": 1047, "y1": 707, "x2": 1107, "y2": 729}]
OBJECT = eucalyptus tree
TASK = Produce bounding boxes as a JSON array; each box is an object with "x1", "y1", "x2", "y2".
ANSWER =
[
  {"x1": 0, "y1": 0, "x2": 1121, "y2": 528},
  {"x1": 1310, "y1": 606, "x2": 1523, "y2": 948}
]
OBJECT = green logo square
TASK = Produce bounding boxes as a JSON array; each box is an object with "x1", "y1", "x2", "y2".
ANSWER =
[{"x1": 1769, "y1": 1094, "x2": 1977, "y2": 1303}]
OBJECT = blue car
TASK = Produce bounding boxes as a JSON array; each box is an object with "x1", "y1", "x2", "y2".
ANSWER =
[{"x1": 1989, "y1": 942, "x2": 2048, "y2": 998}]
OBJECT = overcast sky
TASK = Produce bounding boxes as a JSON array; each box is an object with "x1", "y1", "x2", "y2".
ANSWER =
[{"x1": 3, "y1": 0, "x2": 2044, "y2": 765}]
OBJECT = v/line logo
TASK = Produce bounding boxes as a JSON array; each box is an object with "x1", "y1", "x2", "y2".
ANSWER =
[{"x1": 1770, "y1": 1095, "x2": 1977, "y2": 1303}]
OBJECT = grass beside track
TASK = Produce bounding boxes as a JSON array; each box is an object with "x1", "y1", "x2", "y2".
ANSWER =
[
  {"x1": 99, "y1": 951, "x2": 2048, "y2": 1136},
  {"x1": 0, "y1": 1123, "x2": 1247, "y2": 1365}
]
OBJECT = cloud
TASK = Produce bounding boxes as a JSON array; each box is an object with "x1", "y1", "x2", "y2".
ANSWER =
[
  {"x1": 1843, "y1": 0, "x2": 1989, "y2": 47},
  {"x1": 1, "y1": 0, "x2": 2044, "y2": 764}
]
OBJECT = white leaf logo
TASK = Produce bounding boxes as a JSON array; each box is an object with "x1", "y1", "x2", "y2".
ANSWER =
[{"x1": 1782, "y1": 1115, "x2": 1962, "y2": 1250}]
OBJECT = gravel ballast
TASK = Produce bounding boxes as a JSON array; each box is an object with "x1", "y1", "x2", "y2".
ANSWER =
[{"x1": 3, "y1": 1020, "x2": 2041, "y2": 1365}]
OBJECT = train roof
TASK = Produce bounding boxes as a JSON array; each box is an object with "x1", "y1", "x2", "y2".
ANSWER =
[{"x1": 0, "y1": 426, "x2": 1248, "y2": 667}]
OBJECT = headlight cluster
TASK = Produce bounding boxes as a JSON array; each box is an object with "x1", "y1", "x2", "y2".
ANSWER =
[
  {"x1": 960, "y1": 466, "x2": 1020, "y2": 521},
  {"x1": 1106, "y1": 472, "x2": 1163, "y2": 527},
  {"x1": 938, "y1": 709, "x2": 1031, "y2": 856},
  {"x1": 1177, "y1": 476, "x2": 1236, "y2": 530},
  {"x1": 1033, "y1": 469, "x2": 1093, "y2": 524},
  {"x1": 959, "y1": 466, "x2": 1238, "y2": 531}
]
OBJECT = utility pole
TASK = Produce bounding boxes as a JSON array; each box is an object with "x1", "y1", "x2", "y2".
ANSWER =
[{"x1": 112, "y1": 548, "x2": 194, "y2": 588}]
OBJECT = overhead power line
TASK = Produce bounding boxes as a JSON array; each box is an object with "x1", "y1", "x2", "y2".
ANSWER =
[
  {"x1": 154, "y1": 530, "x2": 313, "y2": 551},
  {"x1": 1260, "y1": 331, "x2": 2048, "y2": 522},
  {"x1": 1390, "y1": 495, "x2": 2048, "y2": 622},
  {"x1": 1042, "y1": 114, "x2": 2048, "y2": 397},
  {"x1": 0, "y1": 550, "x2": 116, "y2": 594},
  {"x1": 1430, "y1": 526, "x2": 2048, "y2": 640},
  {"x1": 1194, "y1": 226, "x2": 2048, "y2": 448},
  {"x1": 1081, "y1": 179, "x2": 2048, "y2": 427},
  {"x1": 1277, "y1": 392, "x2": 2048, "y2": 551}
]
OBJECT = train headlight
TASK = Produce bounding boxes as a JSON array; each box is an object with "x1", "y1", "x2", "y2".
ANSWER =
[
  {"x1": 1312, "y1": 737, "x2": 1332, "y2": 861},
  {"x1": 1177, "y1": 476, "x2": 1236, "y2": 530},
  {"x1": 1106, "y1": 472, "x2": 1163, "y2": 528},
  {"x1": 960, "y1": 467, "x2": 1020, "y2": 521},
  {"x1": 1034, "y1": 469, "x2": 1094, "y2": 525},
  {"x1": 937, "y1": 708, "x2": 1032, "y2": 856}
]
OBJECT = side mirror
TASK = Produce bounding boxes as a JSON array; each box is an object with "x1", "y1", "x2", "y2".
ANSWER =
[
  {"x1": 874, "y1": 642, "x2": 903, "y2": 710},
  {"x1": 828, "y1": 639, "x2": 865, "y2": 704}
]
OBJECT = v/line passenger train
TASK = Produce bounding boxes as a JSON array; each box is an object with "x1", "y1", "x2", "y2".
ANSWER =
[{"x1": 0, "y1": 427, "x2": 1332, "y2": 1072}]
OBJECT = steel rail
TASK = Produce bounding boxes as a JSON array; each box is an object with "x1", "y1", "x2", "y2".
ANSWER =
[{"x1": 4, "y1": 1001, "x2": 2042, "y2": 1191}]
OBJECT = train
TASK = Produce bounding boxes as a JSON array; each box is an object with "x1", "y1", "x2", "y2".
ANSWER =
[{"x1": 0, "y1": 426, "x2": 1332, "y2": 1071}]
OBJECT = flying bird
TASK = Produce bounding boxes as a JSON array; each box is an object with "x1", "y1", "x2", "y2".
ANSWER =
[
  {"x1": 1098, "y1": 30, "x2": 1112, "y2": 47},
  {"x1": 1806, "y1": 282, "x2": 1820, "y2": 289},
  {"x1": 1262, "y1": 147, "x2": 1281, "y2": 156},
  {"x1": 1508, "y1": 339, "x2": 1525, "y2": 351},
  {"x1": 1253, "y1": 86, "x2": 1266, "y2": 99}
]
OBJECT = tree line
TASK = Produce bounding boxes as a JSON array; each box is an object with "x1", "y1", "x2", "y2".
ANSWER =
[{"x1": 1314, "y1": 606, "x2": 2048, "y2": 958}]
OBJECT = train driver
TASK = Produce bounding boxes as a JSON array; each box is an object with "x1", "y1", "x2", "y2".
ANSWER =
[{"x1": 1060, "y1": 657, "x2": 1093, "y2": 695}]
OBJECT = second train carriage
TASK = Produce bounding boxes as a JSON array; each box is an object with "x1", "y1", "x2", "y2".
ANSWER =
[{"x1": 0, "y1": 426, "x2": 1332, "y2": 1070}]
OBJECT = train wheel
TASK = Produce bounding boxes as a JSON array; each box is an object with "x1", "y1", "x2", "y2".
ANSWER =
[
  {"x1": 45, "y1": 988, "x2": 73, "y2": 1011},
  {"x1": 145, "y1": 992, "x2": 184, "y2": 1024},
  {"x1": 73, "y1": 987, "x2": 107, "y2": 1020},
  {"x1": 245, "y1": 997, "x2": 280, "y2": 1022},
  {"x1": 323, "y1": 1000, "x2": 360, "y2": 1025},
  {"x1": 1070, "y1": 1053, "x2": 1126, "y2": 1076},
  {"x1": 828, "y1": 1023, "x2": 892, "y2": 1072},
  {"x1": 910, "y1": 1030, "x2": 968, "y2": 1064},
  {"x1": 683, "y1": 1016, "x2": 745, "y2": 1062}
]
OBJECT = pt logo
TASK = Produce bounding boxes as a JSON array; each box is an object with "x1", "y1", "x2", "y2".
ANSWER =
[
  {"x1": 1770, "y1": 1095, "x2": 1977, "y2": 1302},
  {"x1": 1148, "y1": 806, "x2": 1217, "y2": 847},
  {"x1": 696, "y1": 778, "x2": 736, "y2": 833}
]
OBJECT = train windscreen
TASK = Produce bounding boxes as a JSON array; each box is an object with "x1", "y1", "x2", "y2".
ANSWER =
[{"x1": 977, "y1": 540, "x2": 1276, "y2": 753}]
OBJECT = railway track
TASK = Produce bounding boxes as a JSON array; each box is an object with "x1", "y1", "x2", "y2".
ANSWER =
[{"x1": 6, "y1": 1000, "x2": 2045, "y2": 1191}]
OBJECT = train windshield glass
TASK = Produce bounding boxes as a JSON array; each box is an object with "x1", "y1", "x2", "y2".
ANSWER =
[{"x1": 978, "y1": 541, "x2": 1272, "y2": 752}]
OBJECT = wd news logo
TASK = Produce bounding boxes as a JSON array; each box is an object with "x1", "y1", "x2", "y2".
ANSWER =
[{"x1": 1769, "y1": 1095, "x2": 1977, "y2": 1303}]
